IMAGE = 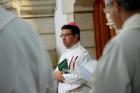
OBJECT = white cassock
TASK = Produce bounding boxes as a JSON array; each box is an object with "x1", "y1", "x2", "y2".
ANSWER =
[
  {"x1": 0, "y1": 7, "x2": 56, "y2": 93},
  {"x1": 92, "y1": 14, "x2": 140, "y2": 93},
  {"x1": 54, "y1": 42, "x2": 95, "y2": 93}
]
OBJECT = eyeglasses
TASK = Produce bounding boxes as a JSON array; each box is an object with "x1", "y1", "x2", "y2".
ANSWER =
[{"x1": 60, "y1": 33, "x2": 73, "y2": 38}]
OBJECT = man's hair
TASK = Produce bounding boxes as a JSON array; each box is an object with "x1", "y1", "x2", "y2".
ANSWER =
[
  {"x1": 106, "y1": 0, "x2": 140, "y2": 12},
  {"x1": 61, "y1": 24, "x2": 80, "y2": 40},
  {"x1": 116, "y1": 0, "x2": 140, "y2": 12},
  {"x1": 105, "y1": 0, "x2": 113, "y2": 7}
]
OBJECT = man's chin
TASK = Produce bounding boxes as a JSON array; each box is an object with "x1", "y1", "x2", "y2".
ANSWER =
[{"x1": 64, "y1": 44, "x2": 71, "y2": 48}]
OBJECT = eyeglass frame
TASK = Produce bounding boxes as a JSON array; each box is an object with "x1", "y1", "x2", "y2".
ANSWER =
[{"x1": 60, "y1": 33, "x2": 73, "y2": 38}]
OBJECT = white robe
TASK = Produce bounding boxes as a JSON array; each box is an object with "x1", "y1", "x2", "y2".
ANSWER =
[
  {"x1": 55, "y1": 42, "x2": 94, "y2": 93},
  {"x1": 92, "y1": 14, "x2": 140, "y2": 93},
  {"x1": 0, "y1": 7, "x2": 56, "y2": 93}
]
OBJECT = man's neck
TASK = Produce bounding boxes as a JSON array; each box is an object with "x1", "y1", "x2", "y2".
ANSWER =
[{"x1": 67, "y1": 41, "x2": 80, "y2": 49}]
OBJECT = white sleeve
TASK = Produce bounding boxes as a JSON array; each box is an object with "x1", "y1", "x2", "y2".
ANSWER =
[{"x1": 63, "y1": 52, "x2": 93, "y2": 84}]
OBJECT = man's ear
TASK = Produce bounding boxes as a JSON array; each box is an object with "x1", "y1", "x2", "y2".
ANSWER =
[
  {"x1": 74, "y1": 34, "x2": 79, "y2": 40},
  {"x1": 74, "y1": 34, "x2": 78, "y2": 38}
]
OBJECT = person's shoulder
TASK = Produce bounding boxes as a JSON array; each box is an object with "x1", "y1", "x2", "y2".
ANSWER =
[
  {"x1": 75, "y1": 44, "x2": 89, "y2": 55},
  {"x1": 12, "y1": 18, "x2": 33, "y2": 29},
  {"x1": 79, "y1": 44, "x2": 88, "y2": 51},
  {"x1": 7, "y1": 17, "x2": 37, "y2": 35}
]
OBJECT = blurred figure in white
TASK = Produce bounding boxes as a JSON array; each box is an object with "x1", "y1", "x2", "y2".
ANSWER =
[
  {"x1": 0, "y1": 0, "x2": 56, "y2": 93},
  {"x1": 92, "y1": 0, "x2": 140, "y2": 93}
]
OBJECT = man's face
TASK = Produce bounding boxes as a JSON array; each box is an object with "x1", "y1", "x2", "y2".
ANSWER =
[
  {"x1": 104, "y1": 0, "x2": 123, "y2": 29},
  {"x1": 60, "y1": 29, "x2": 79, "y2": 48}
]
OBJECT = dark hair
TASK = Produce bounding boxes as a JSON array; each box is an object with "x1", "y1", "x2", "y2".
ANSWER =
[
  {"x1": 116, "y1": 0, "x2": 140, "y2": 12},
  {"x1": 61, "y1": 24, "x2": 80, "y2": 40}
]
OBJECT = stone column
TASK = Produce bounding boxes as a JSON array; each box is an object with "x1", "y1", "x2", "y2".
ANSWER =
[{"x1": 54, "y1": 0, "x2": 76, "y2": 58}]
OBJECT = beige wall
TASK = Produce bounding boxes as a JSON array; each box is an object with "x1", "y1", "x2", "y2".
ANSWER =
[
  {"x1": 74, "y1": 10, "x2": 96, "y2": 59},
  {"x1": 10, "y1": 0, "x2": 96, "y2": 68}
]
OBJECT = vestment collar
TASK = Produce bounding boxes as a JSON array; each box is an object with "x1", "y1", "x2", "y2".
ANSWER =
[
  {"x1": 65, "y1": 42, "x2": 80, "y2": 52},
  {"x1": 122, "y1": 13, "x2": 140, "y2": 31}
]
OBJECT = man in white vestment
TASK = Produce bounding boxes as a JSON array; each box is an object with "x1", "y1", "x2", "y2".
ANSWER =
[
  {"x1": 92, "y1": 0, "x2": 140, "y2": 93},
  {"x1": 0, "y1": 1, "x2": 56, "y2": 93},
  {"x1": 54, "y1": 22, "x2": 95, "y2": 93}
]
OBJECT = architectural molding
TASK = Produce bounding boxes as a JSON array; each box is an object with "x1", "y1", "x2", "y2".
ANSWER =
[{"x1": 11, "y1": 0, "x2": 56, "y2": 18}]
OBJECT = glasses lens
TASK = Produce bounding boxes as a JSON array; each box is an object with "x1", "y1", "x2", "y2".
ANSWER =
[{"x1": 60, "y1": 33, "x2": 73, "y2": 38}]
